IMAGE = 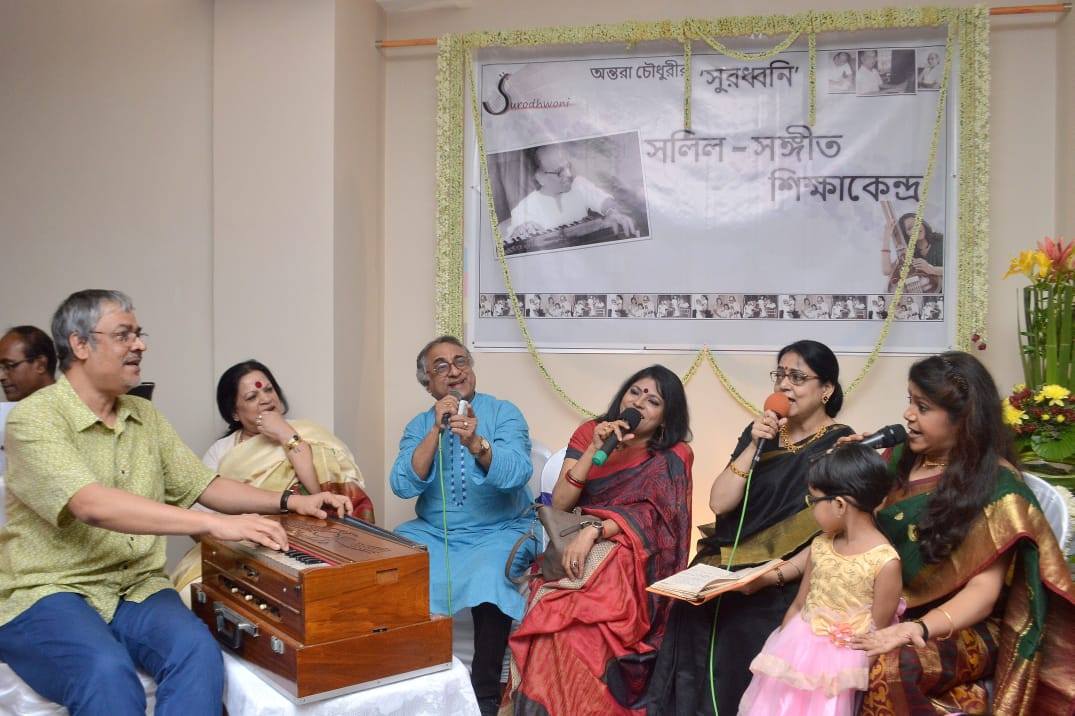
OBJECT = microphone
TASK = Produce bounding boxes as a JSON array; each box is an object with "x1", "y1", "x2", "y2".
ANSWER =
[
  {"x1": 441, "y1": 389, "x2": 466, "y2": 428},
  {"x1": 747, "y1": 393, "x2": 792, "y2": 476},
  {"x1": 592, "y1": 408, "x2": 643, "y2": 466},
  {"x1": 858, "y1": 424, "x2": 907, "y2": 450}
]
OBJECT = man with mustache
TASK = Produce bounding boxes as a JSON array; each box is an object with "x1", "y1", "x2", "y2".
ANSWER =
[
  {"x1": 0, "y1": 326, "x2": 56, "y2": 403},
  {"x1": 390, "y1": 335, "x2": 535, "y2": 716},
  {"x1": 0, "y1": 289, "x2": 351, "y2": 714}
]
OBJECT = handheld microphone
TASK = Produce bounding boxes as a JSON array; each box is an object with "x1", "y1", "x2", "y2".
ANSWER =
[
  {"x1": 858, "y1": 424, "x2": 907, "y2": 450},
  {"x1": 747, "y1": 393, "x2": 792, "y2": 476},
  {"x1": 442, "y1": 389, "x2": 466, "y2": 428},
  {"x1": 592, "y1": 408, "x2": 643, "y2": 466}
]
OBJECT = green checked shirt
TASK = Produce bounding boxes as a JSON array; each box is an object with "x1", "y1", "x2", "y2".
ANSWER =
[{"x1": 0, "y1": 375, "x2": 215, "y2": 626}]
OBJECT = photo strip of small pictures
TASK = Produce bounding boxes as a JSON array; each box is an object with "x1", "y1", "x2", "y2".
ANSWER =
[{"x1": 479, "y1": 293, "x2": 942, "y2": 320}]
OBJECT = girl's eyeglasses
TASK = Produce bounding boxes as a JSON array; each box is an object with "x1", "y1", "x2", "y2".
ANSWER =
[{"x1": 804, "y1": 494, "x2": 841, "y2": 508}]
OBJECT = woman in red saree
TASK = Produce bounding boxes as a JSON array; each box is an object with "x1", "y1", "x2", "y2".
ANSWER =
[
  {"x1": 848, "y1": 352, "x2": 1075, "y2": 715},
  {"x1": 509, "y1": 365, "x2": 693, "y2": 716}
]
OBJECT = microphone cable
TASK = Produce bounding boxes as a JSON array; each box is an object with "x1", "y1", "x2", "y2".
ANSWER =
[
  {"x1": 706, "y1": 445, "x2": 760, "y2": 715},
  {"x1": 435, "y1": 431, "x2": 454, "y2": 617}
]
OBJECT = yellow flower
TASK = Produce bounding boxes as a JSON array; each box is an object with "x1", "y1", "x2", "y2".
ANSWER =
[
  {"x1": 1001, "y1": 399, "x2": 1026, "y2": 426},
  {"x1": 1058, "y1": 415, "x2": 1067, "y2": 423},
  {"x1": 1031, "y1": 250, "x2": 1052, "y2": 278},
  {"x1": 1013, "y1": 383, "x2": 1026, "y2": 392},
  {"x1": 1035, "y1": 384, "x2": 1071, "y2": 406},
  {"x1": 1003, "y1": 251, "x2": 1035, "y2": 279},
  {"x1": 1042, "y1": 413, "x2": 1051, "y2": 421}
]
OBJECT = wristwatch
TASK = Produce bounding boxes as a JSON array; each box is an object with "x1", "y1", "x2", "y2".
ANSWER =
[
  {"x1": 582, "y1": 520, "x2": 604, "y2": 539},
  {"x1": 470, "y1": 436, "x2": 491, "y2": 457}
]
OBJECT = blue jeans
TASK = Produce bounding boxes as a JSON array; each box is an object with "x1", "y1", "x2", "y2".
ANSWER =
[{"x1": 0, "y1": 589, "x2": 223, "y2": 716}]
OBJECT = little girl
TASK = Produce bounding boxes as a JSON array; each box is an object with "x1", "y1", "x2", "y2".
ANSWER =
[{"x1": 739, "y1": 444, "x2": 903, "y2": 715}]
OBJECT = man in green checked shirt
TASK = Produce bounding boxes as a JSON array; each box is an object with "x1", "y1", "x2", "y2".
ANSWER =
[{"x1": 0, "y1": 289, "x2": 352, "y2": 715}]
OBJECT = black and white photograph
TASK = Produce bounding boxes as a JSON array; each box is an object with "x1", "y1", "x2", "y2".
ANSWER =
[
  {"x1": 799, "y1": 294, "x2": 831, "y2": 319},
  {"x1": 478, "y1": 294, "x2": 494, "y2": 317},
  {"x1": 921, "y1": 295, "x2": 943, "y2": 321},
  {"x1": 691, "y1": 294, "x2": 717, "y2": 318},
  {"x1": 491, "y1": 294, "x2": 515, "y2": 317},
  {"x1": 742, "y1": 294, "x2": 779, "y2": 319},
  {"x1": 625, "y1": 294, "x2": 657, "y2": 318},
  {"x1": 916, "y1": 49, "x2": 943, "y2": 90},
  {"x1": 856, "y1": 48, "x2": 916, "y2": 95},
  {"x1": 869, "y1": 294, "x2": 890, "y2": 320},
  {"x1": 825, "y1": 50, "x2": 856, "y2": 94},
  {"x1": 713, "y1": 294, "x2": 743, "y2": 318},
  {"x1": 587, "y1": 294, "x2": 608, "y2": 317},
  {"x1": 893, "y1": 295, "x2": 923, "y2": 320},
  {"x1": 779, "y1": 294, "x2": 800, "y2": 319},
  {"x1": 524, "y1": 293, "x2": 547, "y2": 318},
  {"x1": 655, "y1": 294, "x2": 692, "y2": 318},
  {"x1": 606, "y1": 293, "x2": 629, "y2": 318},
  {"x1": 486, "y1": 132, "x2": 651, "y2": 256},
  {"x1": 830, "y1": 294, "x2": 869, "y2": 319}
]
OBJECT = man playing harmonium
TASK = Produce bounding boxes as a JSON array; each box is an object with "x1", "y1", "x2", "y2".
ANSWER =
[
  {"x1": 390, "y1": 335, "x2": 536, "y2": 716},
  {"x1": 504, "y1": 143, "x2": 638, "y2": 243},
  {"x1": 0, "y1": 289, "x2": 350, "y2": 715}
]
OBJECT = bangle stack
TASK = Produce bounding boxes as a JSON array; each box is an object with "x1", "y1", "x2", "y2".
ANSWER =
[
  {"x1": 774, "y1": 566, "x2": 786, "y2": 588},
  {"x1": 564, "y1": 471, "x2": 586, "y2": 489}
]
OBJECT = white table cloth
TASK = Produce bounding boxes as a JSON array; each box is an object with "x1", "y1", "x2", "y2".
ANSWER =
[{"x1": 221, "y1": 651, "x2": 480, "y2": 716}]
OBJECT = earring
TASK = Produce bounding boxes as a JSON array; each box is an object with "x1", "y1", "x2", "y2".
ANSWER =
[{"x1": 822, "y1": 394, "x2": 830, "y2": 404}]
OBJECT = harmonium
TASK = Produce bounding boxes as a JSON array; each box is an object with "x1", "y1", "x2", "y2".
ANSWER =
[
  {"x1": 504, "y1": 215, "x2": 620, "y2": 255},
  {"x1": 190, "y1": 514, "x2": 452, "y2": 702}
]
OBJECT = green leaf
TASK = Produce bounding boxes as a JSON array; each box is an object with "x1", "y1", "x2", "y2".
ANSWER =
[{"x1": 1031, "y1": 424, "x2": 1075, "y2": 461}]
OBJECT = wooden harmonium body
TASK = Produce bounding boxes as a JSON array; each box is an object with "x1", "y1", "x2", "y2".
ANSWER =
[{"x1": 191, "y1": 514, "x2": 452, "y2": 702}]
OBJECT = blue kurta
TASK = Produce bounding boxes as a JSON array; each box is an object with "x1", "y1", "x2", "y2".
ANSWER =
[{"x1": 391, "y1": 393, "x2": 536, "y2": 620}]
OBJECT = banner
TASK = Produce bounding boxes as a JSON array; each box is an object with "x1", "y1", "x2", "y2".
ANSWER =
[{"x1": 467, "y1": 31, "x2": 957, "y2": 352}]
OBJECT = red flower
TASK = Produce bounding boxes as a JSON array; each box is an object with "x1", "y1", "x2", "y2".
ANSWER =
[{"x1": 1037, "y1": 236, "x2": 1074, "y2": 274}]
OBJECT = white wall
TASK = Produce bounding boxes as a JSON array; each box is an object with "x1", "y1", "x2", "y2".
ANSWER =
[{"x1": 0, "y1": 0, "x2": 216, "y2": 447}]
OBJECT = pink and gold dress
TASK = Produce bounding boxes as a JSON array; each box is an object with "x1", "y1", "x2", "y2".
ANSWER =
[{"x1": 739, "y1": 533, "x2": 900, "y2": 716}]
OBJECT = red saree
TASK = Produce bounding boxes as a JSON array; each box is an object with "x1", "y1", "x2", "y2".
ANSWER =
[{"x1": 509, "y1": 421, "x2": 693, "y2": 715}]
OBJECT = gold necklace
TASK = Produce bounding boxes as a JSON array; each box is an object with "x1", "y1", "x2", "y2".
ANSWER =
[
  {"x1": 921, "y1": 456, "x2": 948, "y2": 470},
  {"x1": 779, "y1": 423, "x2": 830, "y2": 454}
]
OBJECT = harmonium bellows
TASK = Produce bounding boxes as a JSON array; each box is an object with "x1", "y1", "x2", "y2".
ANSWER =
[{"x1": 190, "y1": 514, "x2": 452, "y2": 702}]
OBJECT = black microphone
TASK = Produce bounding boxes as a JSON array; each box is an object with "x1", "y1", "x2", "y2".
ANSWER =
[
  {"x1": 592, "y1": 408, "x2": 643, "y2": 466},
  {"x1": 441, "y1": 389, "x2": 464, "y2": 427},
  {"x1": 859, "y1": 424, "x2": 907, "y2": 450}
]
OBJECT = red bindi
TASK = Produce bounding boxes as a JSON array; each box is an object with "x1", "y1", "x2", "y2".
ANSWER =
[
  {"x1": 642, "y1": 387, "x2": 649, "y2": 393},
  {"x1": 254, "y1": 381, "x2": 263, "y2": 389}
]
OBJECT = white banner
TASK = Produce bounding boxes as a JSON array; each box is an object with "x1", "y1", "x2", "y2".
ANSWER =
[{"x1": 467, "y1": 32, "x2": 956, "y2": 352}]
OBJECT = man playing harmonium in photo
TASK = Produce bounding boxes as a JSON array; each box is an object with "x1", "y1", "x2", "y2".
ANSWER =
[
  {"x1": 0, "y1": 289, "x2": 350, "y2": 715},
  {"x1": 390, "y1": 336, "x2": 536, "y2": 716},
  {"x1": 504, "y1": 143, "x2": 638, "y2": 243}
]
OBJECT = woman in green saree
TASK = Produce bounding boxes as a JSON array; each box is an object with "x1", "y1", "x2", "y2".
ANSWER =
[{"x1": 849, "y1": 352, "x2": 1074, "y2": 715}]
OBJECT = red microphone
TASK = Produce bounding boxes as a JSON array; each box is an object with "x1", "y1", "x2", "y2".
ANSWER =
[
  {"x1": 763, "y1": 392, "x2": 791, "y2": 419},
  {"x1": 747, "y1": 392, "x2": 791, "y2": 476}
]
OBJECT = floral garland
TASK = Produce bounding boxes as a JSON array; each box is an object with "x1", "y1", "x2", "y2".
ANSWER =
[{"x1": 435, "y1": 7, "x2": 990, "y2": 417}]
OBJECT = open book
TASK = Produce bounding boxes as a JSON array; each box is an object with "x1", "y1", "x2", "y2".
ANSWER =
[{"x1": 646, "y1": 559, "x2": 785, "y2": 604}]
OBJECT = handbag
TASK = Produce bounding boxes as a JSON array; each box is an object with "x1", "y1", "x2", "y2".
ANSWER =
[{"x1": 504, "y1": 502, "x2": 602, "y2": 583}]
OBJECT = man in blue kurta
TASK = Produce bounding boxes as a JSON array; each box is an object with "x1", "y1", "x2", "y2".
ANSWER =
[{"x1": 391, "y1": 336, "x2": 534, "y2": 716}]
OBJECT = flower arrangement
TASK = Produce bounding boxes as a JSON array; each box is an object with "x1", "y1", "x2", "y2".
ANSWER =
[
  {"x1": 1003, "y1": 237, "x2": 1075, "y2": 483},
  {"x1": 1004, "y1": 237, "x2": 1074, "y2": 391}
]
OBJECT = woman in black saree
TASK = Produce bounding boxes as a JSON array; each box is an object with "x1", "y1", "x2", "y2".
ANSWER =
[{"x1": 648, "y1": 340, "x2": 854, "y2": 715}]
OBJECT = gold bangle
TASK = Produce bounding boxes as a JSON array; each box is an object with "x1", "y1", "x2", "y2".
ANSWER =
[
  {"x1": 728, "y1": 463, "x2": 749, "y2": 479},
  {"x1": 935, "y1": 607, "x2": 956, "y2": 640},
  {"x1": 774, "y1": 566, "x2": 786, "y2": 588},
  {"x1": 285, "y1": 434, "x2": 302, "y2": 452}
]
